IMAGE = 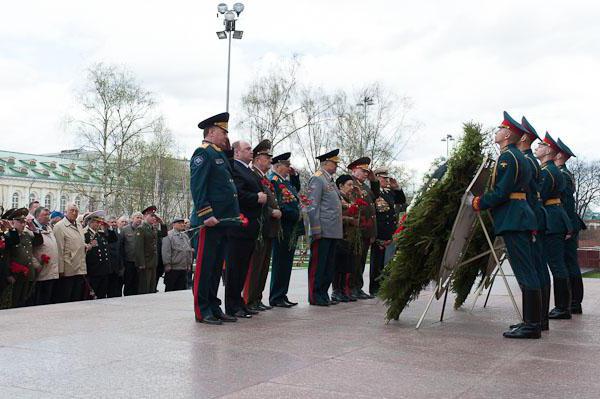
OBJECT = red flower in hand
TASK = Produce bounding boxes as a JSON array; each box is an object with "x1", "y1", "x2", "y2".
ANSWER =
[
  {"x1": 347, "y1": 204, "x2": 359, "y2": 216},
  {"x1": 239, "y1": 213, "x2": 249, "y2": 228},
  {"x1": 40, "y1": 254, "x2": 51, "y2": 265},
  {"x1": 9, "y1": 261, "x2": 29, "y2": 277},
  {"x1": 0, "y1": 239, "x2": 5, "y2": 250},
  {"x1": 355, "y1": 198, "x2": 369, "y2": 207},
  {"x1": 279, "y1": 184, "x2": 286, "y2": 189},
  {"x1": 394, "y1": 213, "x2": 408, "y2": 235}
]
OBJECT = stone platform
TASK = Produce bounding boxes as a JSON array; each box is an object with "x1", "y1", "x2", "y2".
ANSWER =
[{"x1": 1, "y1": 269, "x2": 600, "y2": 398}]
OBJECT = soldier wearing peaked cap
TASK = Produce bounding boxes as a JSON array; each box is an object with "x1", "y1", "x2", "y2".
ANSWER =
[
  {"x1": 135, "y1": 206, "x2": 167, "y2": 295},
  {"x1": 1, "y1": 208, "x2": 43, "y2": 307},
  {"x1": 515, "y1": 116, "x2": 552, "y2": 331},
  {"x1": 535, "y1": 132, "x2": 573, "y2": 320},
  {"x1": 190, "y1": 112, "x2": 240, "y2": 325},
  {"x1": 472, "y1": 111, "x2": 541, "y2": 339},
  {"x1": 269, "y1": 152, "x2": 304, "y2": 307},
  {"x1": 84, "y1": 210, "x2": 118, "y2": 299},
  {"x1": 306, "y1": 149, "x2": 343, "y2": 306},
  {"x1": 244, "y1": 140, "x2": 281, "y2": 312},
  {"x1": 347, "y1": 157, "x2": 379, "y2": 300},
  {"x1": 369, "y1": 167, "x2": 406, "y2": 297},
  {"x1": 555, "y1": 137, "x2": 585, "y2": 314}
]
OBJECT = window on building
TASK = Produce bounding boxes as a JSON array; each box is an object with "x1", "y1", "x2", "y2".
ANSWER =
[
  {"x1": 44, "y1": 194, "x2": 52, "y2": 209},
  {"x1": 75, "y1": 196, "x2": 81, "y2": 210},
  {"x1": 12, "y1": 192, "x2": 19, "y2": 208},
  {"x1": 29, "y1": 192, "x2": 37, "y2": 204},
  {"x1": 60, "y1": 195, "x2": 67, "y2": 212}
]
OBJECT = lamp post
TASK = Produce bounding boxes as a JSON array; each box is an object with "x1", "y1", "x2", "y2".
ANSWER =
[
  {"x1": 441, "y1": 134, "x2": 455, "y2": 158},
  {"x1": 356, "y1": 96, "x2": 374, "y2": 153},
  {"x1": 216, "y1": 3, "x2": 245, "y2": 112}
]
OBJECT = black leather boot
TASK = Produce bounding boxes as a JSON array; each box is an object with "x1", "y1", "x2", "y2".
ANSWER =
[
  {"x1": 548, "y1": 277, "x2": 572, "y2": 319},
  {"x1": 541, "y1": 284, "x2": 550, "y2": 331},
  {"x1": 504, "y1": 289, "x2": 542, "y2": 339},
  {"x1": 570, "y1": 274, "x2": 583, "y2": 314}
]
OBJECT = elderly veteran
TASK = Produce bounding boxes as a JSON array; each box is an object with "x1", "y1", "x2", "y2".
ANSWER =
[
  {"x1": 84, "y1": 210, "x2": 118, "y2": 299},
  {"x1": 162, "y1": 218, "x2": 194, "y2": 291},
  {"x1": 32, "y1": 206, "x2": 60, "y2": 305}
]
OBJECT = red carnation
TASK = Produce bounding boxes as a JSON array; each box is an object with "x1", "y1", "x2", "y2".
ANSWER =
[
  {"x1": 347, "y1": 204, "x2": 359, "y2": 217},
  {"x1": 9, "y1": 261, "x2": 29, "y2": 277},
  {"x1": 355, "y1": 198, "x2": 369, "y2": 207},
  {"x1": 0, "y1": 239, "x2": 5, "y2": 250},
  {"x1": 40, "y1": 254, "x2": 51, "y2": 265},
  {"x1": 279, "y1": 184, "x2": 286, "y2": 189},
  {"x1": 239, "y1": 213, "x2": 249, "y2": 228}
]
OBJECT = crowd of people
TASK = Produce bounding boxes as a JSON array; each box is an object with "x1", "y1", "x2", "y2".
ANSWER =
[
  {"x1": 0, "y1": 201, "x2": 195, "y2": 308},
  {"x1": 189, "y1": 112, "x2": 406, "y2": 325}
]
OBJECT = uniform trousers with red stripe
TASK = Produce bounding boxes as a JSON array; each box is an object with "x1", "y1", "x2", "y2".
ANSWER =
[
  {"x1": 225, "y1": 238, "x2": 256, "y2": 315},
  {"x1": 193, "y1": 226, "x2": 229, "y2": 321},
  {"x1": 308, "y1": 238, "x2": 338, "y2": 304}
]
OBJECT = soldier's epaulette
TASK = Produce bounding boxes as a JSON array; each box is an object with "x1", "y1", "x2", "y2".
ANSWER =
[
  {"x1": 200, "y1": 143, "x2": 210, "y2": 149},
  {"x1": 315, "y1": 170, "x2": 323, "y2": 177},
  {"x1": 210, "y1": 144, "x2": 222, "y2": 152},
  {"x1": 272, "y1": 175, "x2": 279, "y2": 181}
]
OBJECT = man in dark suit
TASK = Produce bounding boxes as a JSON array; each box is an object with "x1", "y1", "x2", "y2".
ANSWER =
[{"x1": 226, "y1": 140, "x2": 267, "y2": 319}]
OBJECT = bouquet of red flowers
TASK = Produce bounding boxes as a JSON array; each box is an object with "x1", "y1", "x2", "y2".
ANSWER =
[
  {"x1": 40, "y1": 254, "x2": 51, "y2": 265},
  {"x1": 9, "y1": 261, "x2": 29, "y2": 277},
  {"x1": 393, "y1": 213, "x2": 408, "y2": 236}
]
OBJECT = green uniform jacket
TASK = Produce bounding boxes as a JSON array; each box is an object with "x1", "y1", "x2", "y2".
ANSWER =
[
  {"x1": 8, "y1": 230, "x2": 43, "y2": 282},
  {"x1": 523, "y1": 149, "x2": 546, "y2": 232},
  {"x1": 479, "y1": 144, "x2": 536, "y2": 235},
  {"x1": 254, "y1": 166, "x2": 281, "y2": 239},
  {"x1": 269, "y1": 172, "x2": 305, "y2": 237},
  {"x1": 559, "y1": 164, "x2": 585, "y2": 232},
  {"x1": 349, "y1": 178, "x2": 380, "y2": 240},
  {"x1": 540, "y1": 160, "x2": 572, "y2": 235},
  {"x1": 189, "y1": 141, "x2": 240, "y2": 227},
  {"x1": 134, "y1": 222, "x2": 167, "y2": 270}
]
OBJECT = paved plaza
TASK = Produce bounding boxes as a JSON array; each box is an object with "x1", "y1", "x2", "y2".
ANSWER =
[{"x1": 1, "y1": 269, "x2": 600, "y2": 398}]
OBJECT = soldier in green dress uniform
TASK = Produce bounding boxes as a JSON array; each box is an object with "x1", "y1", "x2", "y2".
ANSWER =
[
  {"x1": 472, "y1": 111, "x2": 541, "y2": 339},
  {"x1": 535, "y1": 132, "x2": 573, "y2": 320},
  {"x1": 135, "y1": 206, "x2": 167, "y2": 295},
  {"x1": 190, "y1": 112, "x2": 240, "y2": 325},
  {"x1": 516, "y1": 116, "x2": 552, "y2": 331},
  {"x1": 556, "y1": 137, "x2": 586, "y2": 314},
  {"x1": 268, "y1": 152, "x2": 303, "y2": 307},
  {"x1": 1, "y1": 208, "x2": 43, "y2": 307}
]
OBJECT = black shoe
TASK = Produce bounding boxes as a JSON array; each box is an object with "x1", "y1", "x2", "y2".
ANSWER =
[
  {"x1": 357, "y1": 291, "x2": 370, "y2": 300},
  {"x1": 247, "y1": 304, "x2": 263, "y2": 312},
  {"x1": 258, "y1": 302, "x2": 273, "y2": 310},
  {"x1": 198, "y1": 315, "x2": 223, "y2": 325},
  {"x1": 503, "y1": 323, "x2": 541, "y2": 339},
  {"x1": 284, "y1": 298, "x2": 298, "y2": 306},
  {"x1": 215, "y1": 312, "x2": 237, "y2": 322},
  {"x1": 549, "y1": 277, "x2": 572, "y2": 319},
  {"x1": 331, "y1": 291, "x2": 344, "y2": 303},
  {"x1": 548, "y1": 307, "x2": 572, "y2": 319},
  {"x1": 337, "y1": 294, "x2": 350, "y2": 303},
  {"x1": 233, "y1": 310, "x2": 252, "y2": 318},
  {"x1": 310, "y1": 301, "x2": 329, "y2": 306},
  {"x1": 571, "y1": 303, "x2": 582, "y2": 314},
  {"x1": 346, "y1": 293, "x2": 358, "y2": 302},
  {"x1": 272, "y1": 301, "x2": 292, "y2": 308},
  {"x1": 329, "y1": 299, "x2": 339, "y2": 305},
  {"x1": 243, "y1": 307, "x2": 260, "y2": 315}
]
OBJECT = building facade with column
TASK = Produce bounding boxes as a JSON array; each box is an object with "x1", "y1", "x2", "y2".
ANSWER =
[{"x1": 0, "y1": 149, "x2": 102, "y2": 212}]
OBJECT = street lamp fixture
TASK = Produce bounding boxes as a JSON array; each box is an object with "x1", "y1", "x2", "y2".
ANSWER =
[
  {"x1": 215, "y1": 2, "x2": 245, "y2": 112},
  {"x1": 441, "y1": 134, "x2": 455, "y2": 158},
  {"x1": 356, "y1": 96, "x2": 375, "y2": 152}
]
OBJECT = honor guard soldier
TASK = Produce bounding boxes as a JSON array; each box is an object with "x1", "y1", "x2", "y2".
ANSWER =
[
  {"x1": 244, "y1": 141, "x2": 282, "y2": 312},
  {"x1": 135, "y1": 206, "x2": 167, "y2": 295},
  {"x1": 515, "y1": 117, "x2": 552, "y2": 331},
  {"x1": 1, "y1": 208, "x2": 43, "y2": 307},
  {"x1": 347, "y1": 157, "x2": 380, "y2": 299},
  {"x1": 472, "y1": 111, "x2": 541, "y2": 339},
  {"x1": 370, "y1": 167, "x2": 406, "y2": 296},
  {"x1": 191, "y1": 112, "x2": 240, "y2": 325},
  {"x1": 268, "y1": 152, "x2": 303, "y2": 307},
  {"x1": 535, "y1": 132, "x2": 573, "y2": 320},
  {"x1": 307, "y1": 149, "x2": 343, "y2": 306},
  {"x1": 556, "y1": 138, "x2": 586, "y2": 314},
  {"x1": 84, "y1": 210, "x2": 118, "y2": 299}
]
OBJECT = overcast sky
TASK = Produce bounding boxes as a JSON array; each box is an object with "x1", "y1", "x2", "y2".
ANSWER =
[{"x1": 1, "y1": 0, "x2": 599, "y2": 177}]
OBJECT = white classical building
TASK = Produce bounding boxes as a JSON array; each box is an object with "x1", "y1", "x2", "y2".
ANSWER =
[{"x1": 0, "y1": 149, "x2": 101, "y2": 212}]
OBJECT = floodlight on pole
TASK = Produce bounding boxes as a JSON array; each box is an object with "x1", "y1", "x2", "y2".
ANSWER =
[
  {"x1": 441, "y1": 134, "x2": 455, "y2": 158},
  {"x1": 356, "y1": 96, "x2": 375, "y2": 153},
  {"x1": 215, "y1": 2, "x2": 245, "y2": 112}
]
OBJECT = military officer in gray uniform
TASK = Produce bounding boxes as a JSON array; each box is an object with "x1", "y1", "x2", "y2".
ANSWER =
[{"x1": 307, "y1": 149, "x2": 343, "y2": 306}]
